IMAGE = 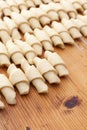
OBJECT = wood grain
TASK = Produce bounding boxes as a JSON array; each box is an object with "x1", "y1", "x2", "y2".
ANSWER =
[{"x1": 0, "y1": 38, "x2": 87, "y2": 130}]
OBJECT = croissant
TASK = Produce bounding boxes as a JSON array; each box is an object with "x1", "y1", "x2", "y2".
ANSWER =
[
  {"x1": 24, "y1": 0, "x2": 35, "y2": 9},
  {"x1": 6, "y1": 40, "x2": 25, "y2": 65},
  {"x1": 0, "y1": 0, "x2": 11, "y2": 16},
  {"x1": 21, "y1": 9, "x2": 41, "y2": 29},
  {"x1": 32, "y1": 0, "x2": 42, "y2": 6},
  {"x1": 7, "y1": 64, "x2": 30, "y2": 95},
  {"x1": 44, "y1": 51, "x2": 69, "y2": 77},
  {"x1": 14, "y1": 39, "x2": 37, "y2": 64},
  {"x1": 31, "y1": 8, "x2": 51, "y2": 26},
  {"x1": 43, "y1": 25, "x2": 64, "y2": 48},
  {"x1": 0, "y1": 42, "x2": 10, "y2": 67},
  {"x1": 0, "y1": 19, "x2": 11, "y2": 44},
  {"x1": 24, "y1": 33, "x2": 42, "y2": 56},
  {"x1": 4, "y1": 17, "x2": 21, "y2": 40},
  {"x1": 6, "y1": 0, "x2": 19, "y2": 13},
  {"x1": 40, "y1": 3, "x2": 59, "y2": 21},
  {"x1": 33, "y1": 57, "x2": 61, "y2": 84},
  {"x1": 68, "y1": 0, "x2": 84, "y2": 13},
  {"x1": 34, "y1": 28, "x2": 54, "y2": 51},
  {"x1": 62, "y1": 18, "x2": 82, "y2": 39},
  {"x1": 11, "y1": 12, "x2": 33, "y2": 34},
  {"x1": 21, "y1": 59, "x2": 48, "y2": 93},
  {"x1": 0, "y1": 74, "x2": 16, "y2": 105},
  {"x1": 51, "y1": 21, "x2": 75, "y2": 45},
  {"x1": 60, "y1": 0, "x2": 77, "y2": 19},
  {"x1": 72, "y1": 19, "x2": 87, "y2": 37},
  {"x1": 14, "y1": 0, "x2": 27, "y2": 11},
  {"x1": 77, "y1": 15, "x2": 87, "y2": 24},
  {"x1": 49, "y1": 2, "x2": 69, "y2": 20}
]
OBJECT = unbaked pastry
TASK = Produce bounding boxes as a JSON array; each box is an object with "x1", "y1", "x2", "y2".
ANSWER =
[
  {"x1": 40, "y1": 3, "x2": 59, "y2": 21},
  {"x1": 51, "y1": 21, "x2": 75, "y2": 45},
  {"x1": 0, "y1": 0, "x2": 11, "y2": 16},
  {"x1": 6, "y1": 40, "x2": 25, "y2": 65},
  {"x1": 24, "y1": 33, "x2": 42, "y2": 56},
  {"x1": 4, "y1": 17, "x2": 21, "y2": 40},
  {"x1": 0, "y1": 41, "x2": 10, "y2": 67},
  {"x1": 0, "y1": 74, "x2": 16, "y2": 104},
  {"x1": 43, "y1": 25, "x2": 64, "y2": 48},
  {"x1": 21, "y1": 59, "x2": 48, "y2": 93},
  {"x1": 68, "y1": 0, "x2": 84, "y2": 13},
  {"x1": 30, "y1": 8, "x2": 51, "y2": 26},
  {"x1": 21, "y1": 9, "x2": 41, "y2": 29},
  {"x1": 7, "y1": 64, "x2": 30, "y2": 95},
  {"x1": 11, "y1": 12, "x2": 33, "y2": 34},
  {"x1": 34, "y1": 28, "x2": 54, "y2": 51},
  {"x1": 72, "y1": 19, "x2": 87, "y2": 37},
  {"x1": 14, "y1": 0, "x2": 27, "y2": 11},
  {"x1": 6, "y1": 0, "x2": 19, "y2": 13},
  {"x1": 32, "y1": 0, "x2": 42, "y2": 6},
  {"x1": 49, "y1": 2, "x2": 69, "y2": 20},
  {"x1": 60, "y1": 0, "x2": 77, "y2": 18},
  {"x1": 44, "y1": 51, "x2": 69, "y2": 77},
  {"x1": 33, "y1": 57, "x2": 61, "y2": 84},
  {"x1": 62, "y1": 18, "x2": 82, "y2": 39},
  {"x1": 80, "y1": 0, "x2": 87, "y2": 10},
  {"x1": 24, "y1": 0, "x2": 35, "y2": 9},
  {"x1": 0, "y1": 19, "x2": 11, "y2": 44},
  {"x1": 14, "y1": 39, "x2": 37, "y2": 64}
]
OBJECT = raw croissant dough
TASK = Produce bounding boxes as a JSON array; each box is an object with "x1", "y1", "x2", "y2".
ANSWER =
[
  {"x1": 77, "y1": 15, "x2": 87, "y2": 23},
  {"x1": 32, "y1": 0, "x2": 42, "y2": 6},
  {"x1": 60, "y1": 0, "x2": 77, "y2": 18},
  {"x1": 4, "y1": 17, "x2": 21, "y2": 40},
  {"x1": 43, "y1": 25, "x2": 64, "y2": 48},
  {"x1": 21, "y1": 9, "x2": 42, "y2": 29},
  {"x1": 0, "y1": 19, "x2": 11, "y2": 44},
  {"x1": 0, "y1": 42, "x2": 10, "y2": 67},
  {"x1": 11, "y1": 12, "x2": 33, "y2": 34},
  {"x1": 6, "y1": 40, "x2": 25, "y2": 65},
  {"x1": 0, "y1": 0, "x2": 11, "y2": 16},
  {"x1": 33, "y1": 57, "x2": 61, "y2": 84},
  {"x1": 6, "y1": 0, "x2": 19, "y2": 13},
  {"x1": 44, "y1": 51, "x2": 69, "y2": 77},
  {"x1": 24, "y1": 33, "x2": 42, "y2": 56},
  {"x1": 80, "y1": 0, "x2": 87, "y2": 9},
  {"x1": 68, "y1": 0, "x2": 84, "y2": 13},
  {"x1": 72, "y1": 19, "x2": 87, "y2": 37},
  {"x1": 24, "y1": 0, "x2": 35, "y2": 9},
  {"x1": 40, "y1": 3, "x2": 59, "y2": 21},
  {"x1": 7, "y1": 64, "x2": 30, "y2": 95},
  {"x1": 41, "y1": 0, "x2": 52, "y2": 4},
  {"x1": 0, "y1": 74, "x2": 16, "y2": 104},
  {"x1": 51, "y1": 21, "x2": 75, "y2": 45},
  {"x1": 14, "y1": 0, "x2": 27, "y2": 11},
  {"x1": 49, "y1": 2, "x2": 69, "y2": 20},
  {"x1": 62, "y1": 18, "x2": 82, "y2": 39},
  {"x1": 30, "y1": 8, "x2": 51, "y2": 26},
  {"x1": 21, "y1": 59, "x2": 48, "y2": 93},
  {"x1": 14, "y1": 39, "x2": 37, "y2": 64},
  {"x1": 34, "y1": 28, "x2": 54, "y2": 51}
]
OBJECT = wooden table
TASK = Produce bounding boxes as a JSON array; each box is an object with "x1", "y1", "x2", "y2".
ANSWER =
[{"x1": 0, "y1": 38, "x2": 87, "y2": 130}]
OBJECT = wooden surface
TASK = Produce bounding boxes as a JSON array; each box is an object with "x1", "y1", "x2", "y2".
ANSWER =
[{"x1": 0, "y1": 38, "x2": 87, "y2": 130}]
